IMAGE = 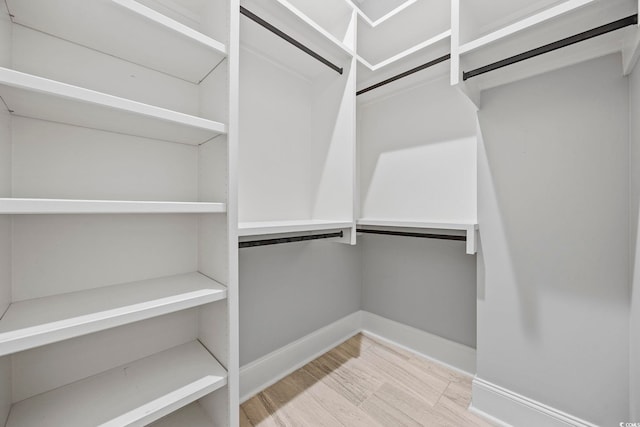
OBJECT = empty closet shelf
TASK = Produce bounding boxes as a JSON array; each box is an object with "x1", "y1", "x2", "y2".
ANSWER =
[
  {"x1": 357, "y1": 219, "x2": 478, "y2": 254},
  {"x1": 5, "y1": 0, "x2": 227, "y2": 83},
  {"x1": 0, "y1": 198, "x2": 226, "y2": 214},
  {"x1": 0, "y1": 68, "x2": 227, "y2": 145},
  {"x1": 0, "y1": 272, "x2": 227, "y2": 356},
  {"x1": 238, "y1": 219, "x2": 353, "y2": 236},
  {"x1": 5, "y1": 341, "x2": 227, "y2": 427},
  {"x1": 149, "y1": 402, "x2": 215, "y2": 427}
]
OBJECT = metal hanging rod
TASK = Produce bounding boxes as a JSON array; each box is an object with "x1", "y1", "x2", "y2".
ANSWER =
[
  {"x1": 356, "y1": 54, "x2": 450, "y2": 96},
  {"x1": 239, "y1": 231, "x2": 344, "y2": 248},
  {"x1": 239, "y1": 6, "x2": 343, "y2": 75},
  {"x1": 356, "y1": 53, "x2": 451, "y2": 96},
  {"x1": 356, "y1": 228, "x2": 466, "y2": 242},
  {"x1": 463, "y1": 14, "x2": 638, "y2": 81}
]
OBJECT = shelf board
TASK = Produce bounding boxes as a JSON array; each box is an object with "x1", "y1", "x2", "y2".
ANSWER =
[
  {"x1": 6, "y1": 0, "x2": 227, "y2": 83},
  {"x1": 357, "y1": 219, "x2": 478, "y2": 254},
  {"x1": 241, "y1": 0, "x2": 353, "y2": 79},
  {"x1": 0, "y1": 272, "x2": 227, "y2": 356},
  {"x1": 150, "y1": 402, "x2": 214, "y2": 427},
  {"x1": 5, "y1": 341, "x2": 227, "y2": 427},
  {"x1": 0, "y1": 67, "x2": 226, "y2": 145},
  {"x1": 352, "y1": 0, "x2": 420, "y2": 28},
  {"x1": 0, "y1": 198, "x2": 226, "y2": 214},
  {"x1": 458, "y1": 0, "x2": 595, "y2": 54},
  {"x1": 238, "y1": 219, "x2": 353, "y2": 236}
]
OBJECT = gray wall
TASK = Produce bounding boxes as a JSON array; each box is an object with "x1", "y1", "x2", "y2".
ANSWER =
[
  {"x1": 477, "y1": 54, "x2": 629, "y2": 425},
  {"x1": 239, "y1": 240, "x2": 361, "y2": 366},
  {"x1": 361, "y1": 234, "x2": 477, "y2": 348},
  {"x1": 630, "y1": 61, "x2": 640, "y2": 421}
]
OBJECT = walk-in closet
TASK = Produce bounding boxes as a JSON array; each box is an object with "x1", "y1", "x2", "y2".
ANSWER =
[{"x1": 0, "y1": 0, "x2": 639, "y2": 426}]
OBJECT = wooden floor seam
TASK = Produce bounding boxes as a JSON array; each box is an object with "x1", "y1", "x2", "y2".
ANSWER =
[{"x1": 240, "y1": 333, "x2": 497, "y2": 427}]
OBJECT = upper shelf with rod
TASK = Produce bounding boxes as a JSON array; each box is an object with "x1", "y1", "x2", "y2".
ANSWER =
[
  {"x1": 355, "y1": 0, "x2": 450, "y2": 67},
  {"x1": 357, "y1": 219, "x2": 478, "y2": 254},
  {"x1": 5, "y1": 0, "x2": 227, "y2": 84},
  {"x1": 354, "y1": 0, "x2": 452, "y2": 102},
  {"x1": 240, "y1": 0, "x2": 354, "y2": 79},
  {"x1": 452, "y1": 0, "x2": 638, "y2": 98}
]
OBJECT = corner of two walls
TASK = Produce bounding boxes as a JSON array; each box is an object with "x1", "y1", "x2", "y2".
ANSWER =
[
  {"x1": 476, "y1": 53, "x2": 630, "y2": 426},
  {"x1": 0, "y1": 3, "x2": 11, "y2": 424},
  {"x1": 629, "y1": 59, "x2": 640, "y2": 421}
]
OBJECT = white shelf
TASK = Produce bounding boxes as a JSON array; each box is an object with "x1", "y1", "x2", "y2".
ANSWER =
[
  {"x1": 241, "y1": 0, "x2": 353, "y2": 79},
  {"x1": 5, "y1": 341, "x2": 227, "y2": 427},
  {"x1": 150, "y1": 402, "x2": 214, "y2": 427},
  {"x1": 0, "y1": 272, "x2": 227, "y2": 356},
  {"x1": 351, "y1": 0, "x2": 420, "y2": 28},
  {"x1": 0, "y1": 198, "x2": 226, "y2": 214},
  {"x1": 6, "y1": 0, "x2": 227, "y2": 83},
  {"x1": 0, "y1": 67, "x2": 226, "y2": 145},
  {"x1": 453, "y1": 0, "x2": 637, "y2": 92},
  {"x1": 238, "y1": 219, "x2": 353, "y2": 236},
  {"x1": 458, "y1": 0, "x2": 594, "y2": 54},
  {"x1": 357, "y1": 219, "x2": 478, "y2": 254}
]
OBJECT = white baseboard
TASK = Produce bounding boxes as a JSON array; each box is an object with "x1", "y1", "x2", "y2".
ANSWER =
[
  {"x1": 239, "y1": 310, "x2": 477, "y2": 402},
  {"x1": 360, "y1": 311, "x2": 476, "y2": 375},
  {"x1": 239, "y1": 311, "x2": 362, "y2": 402},
  {"x1": 471, "y1": 377, "x2": 598, "y2": 427}
]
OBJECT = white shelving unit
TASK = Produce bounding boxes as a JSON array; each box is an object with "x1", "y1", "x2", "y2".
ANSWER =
[
  {"x1": 355, "y1": 0, "x2": 451, "y2": 103},
  {"x1": 451, "y1": 0, "x2": 638, "y2": 99},
  {"x1": 239, "y1": 220, "x2": 353, "y2": 241},
  {"x1": 0, "y1": 198, "x2": 226, "y2": 214},
  {"x1": 0, "y1": 0, "x2": 238, "y2": 425},
  {"x1": 0, "y1": 68, "x2": 226, "y2": 145},
  {"x1": 356, "y1": 0, "x2": 450, "y2": 66},
  {"x1": 238, "y1": 0, "x2": 357, "y2": 241},
  {"x1": 0, "y1": 272, "x2": 227, "y2": 356},
  {"x1": 6, "y1": 0, "x2": 227, "y2": 83},
  {"x1": 357, "y1": 219, "x2": 478, "y2": 254},
  {"x1": 5, "y1": 341, "x2": 227, "y2": 427}
]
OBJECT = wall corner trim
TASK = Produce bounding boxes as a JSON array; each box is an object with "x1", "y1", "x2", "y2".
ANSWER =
[
  {"x1": 239, "y1": 311, "x2": 363, "y2": 402},
  {"x1": 471, "y1": 377, "x2": 599, "y2": 427},
  {"x1": 239, "y1": 310, "x2": 477, "y2": 402}
]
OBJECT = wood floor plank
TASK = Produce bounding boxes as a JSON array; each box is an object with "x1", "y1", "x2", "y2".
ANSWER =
[
  {"x1": 304, "y1": 350, "x2": 381, "y2": 405},
  {"x1": 336, "y1": 334, "x2": 372, "y2": 358},
  {"x1": 434, "y1": 395, "x2": 496, "y2": 427},
  {"x1": 362, "y1": 343, "x2": 450, "y2": 406},
  {"x1": 242, "y1": 394, "x2": 286, "y2": 427},
  {"x1": 240, "y1": 406, "x2": 254, "y2": 427},
  {"x1": 286, "y1": 369, "x2": 384, "y2": 427},
  {"x1": 360, "y1": 392, "x2": 423, "y2": 427},
  {"x1": 240, "y1": 333, "x2": 497, "y2": 427},
  {"x1": 260, "y1": 374, "x2": 345, "y2": 427}
]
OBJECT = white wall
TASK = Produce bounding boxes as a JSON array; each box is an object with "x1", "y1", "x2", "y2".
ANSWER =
[
  {"x1": 476, "y1": 54, "x2": 629, "y2": 425},
  {"x1": 359, "y1": 76, "x2": 477, "y2": 222},
  {"x1": 239, "y1": 241, "x2": 361, "y2": 365},
  {"x1": 630, "y1": 60, "x2": 640, "y2": 421},
  {"x1": 361, "y1": 234, "x2": 477, "y2": 348}
]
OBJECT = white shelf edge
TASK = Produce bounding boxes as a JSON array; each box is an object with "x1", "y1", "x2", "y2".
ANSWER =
[
  {"x1": 112, "y1": 0, "x2": 227, "y2": 57},
  {"x1": 458, "y1": 0, "x2": 595, "y2": 54},
  {"x1": 238, "y1": 220, "x2": 354, "y2": 236},
  {"x1": 274, "y1": 0, "x2": 355, "y2": 57},
  {"x1": 0, "y1": 272, "x2": 227, "y2": 356},
  {"x1": 357, "y1": 219, "x2": 478, "y2": 254},
  {"x1": 0, "y1": 67, "x2": 227, "y2": 141},
  {"x1": 358, "y1": 30, "x2": 451, "y2": 71},
  {"x1": 0, "y1": 198, "x2": 227, "y2": 214},
  {"x1": 349, "y1": 0, "x2": 419, "y2": 28},
  {"x1": 5, "y1": 341, "x2": 227, "y2": 427}
]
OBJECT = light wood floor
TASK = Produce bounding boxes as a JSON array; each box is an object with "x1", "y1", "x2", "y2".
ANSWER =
[{"x1": 240, "y1": 334, "x2": 496, "y2": 426}]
